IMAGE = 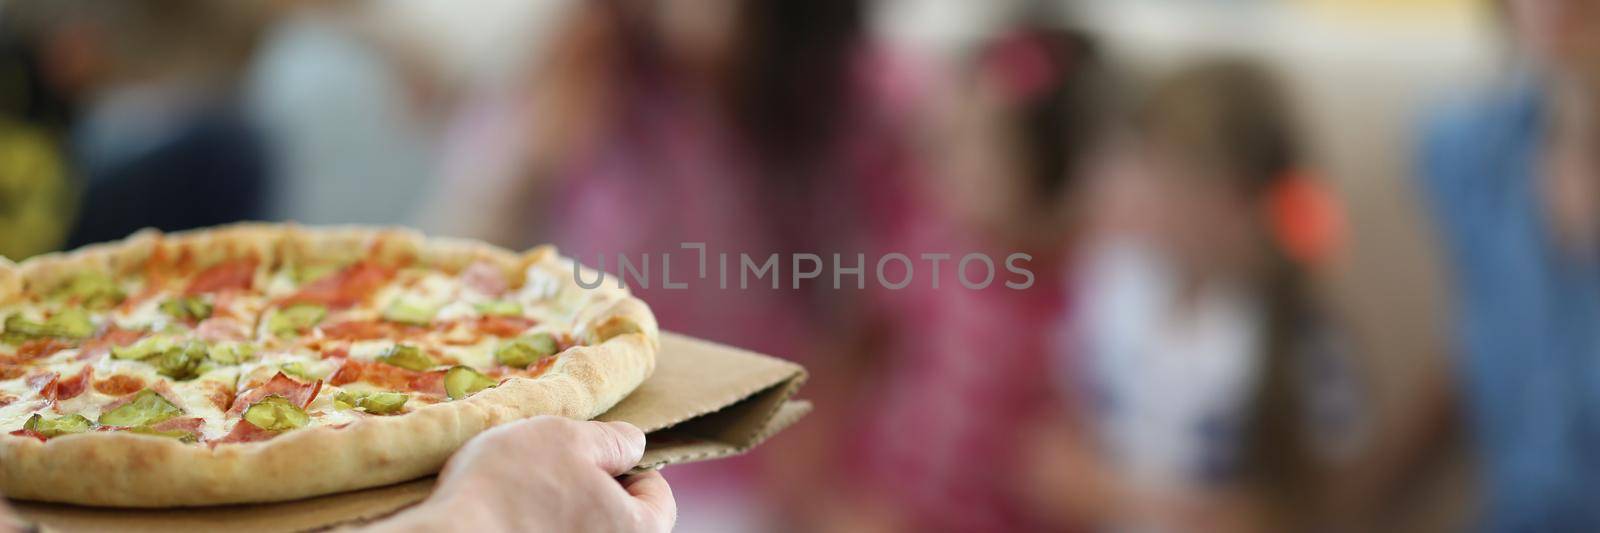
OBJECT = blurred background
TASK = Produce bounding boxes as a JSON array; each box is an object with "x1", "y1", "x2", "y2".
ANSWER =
[{"x1": 3, "y1": 0, "x2": 1592, "y2": 531}]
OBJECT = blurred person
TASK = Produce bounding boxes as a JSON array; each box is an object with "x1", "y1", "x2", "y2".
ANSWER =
[
  {"x1": 7, "y1": 0, "x2": 272, "y2": 248},
  {"x1": 245, "y1": 0, "x2": 500, "y2": 226},
  {"x1": 421, "y1": 1, "x2": 926, "y2": 530},
  {"x1": 1405, "y1": 0, "x2": 1600, "y2": 529},
  {"x1": 0, "y1": 14, "x2": 75, "y2": 260},
  {"x1": 830, "y1": 20, "x2": 1111, "y2": 532},
  {"x1": 1035, "y1": 60, "x2": 1361, "y2": 532}
]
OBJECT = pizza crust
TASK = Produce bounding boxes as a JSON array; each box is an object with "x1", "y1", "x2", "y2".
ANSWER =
[{"x1": 0, "y1": 223, "x2": 658, "y2": 506}]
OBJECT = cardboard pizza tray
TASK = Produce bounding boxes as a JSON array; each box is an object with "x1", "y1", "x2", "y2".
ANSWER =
[{"x1": 10, "y1": 332, "x2": 810, "y2": 532}]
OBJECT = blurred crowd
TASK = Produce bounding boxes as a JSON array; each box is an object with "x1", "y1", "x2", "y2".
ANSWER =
[{"x1": 2, "y1": 0, "x2": 1598, "y2": 531}]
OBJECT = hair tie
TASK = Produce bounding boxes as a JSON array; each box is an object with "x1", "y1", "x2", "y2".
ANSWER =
[{"x1": 1265, "y1": 169, "x2": 1346, "y2": 267}]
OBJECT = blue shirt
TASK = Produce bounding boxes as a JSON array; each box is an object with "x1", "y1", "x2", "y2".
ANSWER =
[{"x1": 1419, "y1": 80, "x2": 1600, "y2": 532}]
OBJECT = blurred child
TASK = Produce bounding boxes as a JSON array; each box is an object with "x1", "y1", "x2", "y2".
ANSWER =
[
  {"x1": 834, "y1": 22, "x2": 1109, "y2": 532},
  {"x1": 1047, "y1": 60, "x2": 1361, "y2": 532}
]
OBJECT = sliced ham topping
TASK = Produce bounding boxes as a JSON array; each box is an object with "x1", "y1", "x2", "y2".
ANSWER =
[
  {"x1": 93, "y1": 374, "x2": 146, "y2": 396},
  {"x1": 15, "y1": 339, "x2": 73, "y2": 361},
  {"x1": 51, "y1": 366, "x2": 92, "y2": 402},
  {"x1": 195, "y1": 317, "x2": 249, "y2": 342},
  {"x1": 329, "y1": 359, "x2": 444, "y2": 396},
  {"x1": 185, "y1": 258, "x2": 258, "y2": 295},
  {"x1": 8, "y1": 429, "x2": 46, "y2": 442},
  {"x1": 320, "y1": 320, "x2": 405, "y2": 342},
  {"x1": 211, "y1": 418, "x2": 278, "y2": 445},
  {"x1": 227, "y1": 372, "x2": 322, "y2": 416},
  {"x1": 148, "y1": 417, "x2": 205, "y2": 435},
  {"x1": 460, "y1": 261, "x2": 509, "y2": 296},
  {"x1": 102, "y1": 382, "x2": 187, "y2": 413},
  {"x1": 281, "y1": 261, "x2": 395, "y2": 309},
  {"x1": 0, "y1": 365, "x2": 23, "y2": 380},
  {"x1": 25, "y1": 372, "x2": 56, "y2": 395},
  {"x1": 475, "y1": 316, "x2": 535, "y2": 338}
]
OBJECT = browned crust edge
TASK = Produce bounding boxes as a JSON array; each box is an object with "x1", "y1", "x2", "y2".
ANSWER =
[{"x1": 0, "y1": 223, "x2": 657, "y2": 507}]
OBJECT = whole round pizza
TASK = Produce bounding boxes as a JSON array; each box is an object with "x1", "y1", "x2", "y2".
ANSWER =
[{"x1": 0, "y1": 224, "x2": 658, "y2": 507}]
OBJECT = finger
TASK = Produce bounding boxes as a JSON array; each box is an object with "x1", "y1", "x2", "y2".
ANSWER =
[
  {"x1": 581, "y1": 421, "x2": 647, "y2": 476},
  {"x1": 621, "y1": 470, "x2": 676, "y2": 531}
]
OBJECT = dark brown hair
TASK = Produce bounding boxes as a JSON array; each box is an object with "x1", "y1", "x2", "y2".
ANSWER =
[{"x1": 1136, "y1": 58, "x2": 1322, "y2": 524}]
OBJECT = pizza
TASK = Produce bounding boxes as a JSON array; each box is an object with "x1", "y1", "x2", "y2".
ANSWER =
[{"x1": 0, "y1": 224, "x2": 657, "y2": 507}]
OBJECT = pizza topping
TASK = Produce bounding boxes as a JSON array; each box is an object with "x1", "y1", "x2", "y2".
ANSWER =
[
  {"x1": 460, "y1": 262, "x2": 510, "y2": 295},
  {"x1": 476, "y1": 315, "x2": 536, "y2": 338},
  {"x1": 25, "y1": 372, "x2": 56, "y2": 394},
  {"x1": 242, "y1": 396, "x2": 309, "y2": 432},
  {"x1": 185, "y1": 259, "x2": 258, "y2": 295},
  {"x1": 160, "y1": 296, "x2": 213, "y2": 322},
  {"x1": 77, "y1": 327, "x2": 148, "y2": 361},
  {"x1": 268, "y1": 304, "x2": 326, "y2": 338},
  {"x1": 206, "y1": 342, "x2": 256, "y2": 364},
  {"x1": 125, "y1": 425, "x2": 200, "y2": 442},
  {"x1": 444, "y1": 366, "x2": 498, "y2": 400},
  {"x1": 319, "y1": 320, "x2": 398, "y2": 342},
  {"x1": 111, "y1": 338, "x2": 209, "y2": 380},
  {"x1": 151, "y1": 342, "x2": 209, "y2": 381},
  {"x1": 23, "y1": 413, "x2": 93, "y2": 438},
  {"x1": 93, "y1": 374, "x2": 147, "y2": 396},
  {"x1": 334, "y1": 390, "x2": 408, "y2": 415},
  {"x1": 213, "y1": 416, "x2": 277, "y2": 445},
  {"x1": 195, "y1": 317, "x2": 248, "y2": 343},
  {"x1": 377, "y1": 344, "x2": 436, "y2": 372},
  {"x1": 279, "y1": 362, "x2": 324, "y2": 381},
  {"x1": 110, "y1": 336, "x2": 173, "y2": 360},
  {"x1": 98, "y1": 389, "x2": 184, "y2": 427},
  {"x1": 5, "y1": 310, "x2": 94, "y2": 343},
  {"x1": 474, "y1": 300, "x2": 523, "y2": 317},
  {"x1": 51, "y1": 366, "x2": 93, "y2": 402},
  {"x1": 230, "y1": 372, "x2": 321, "y2": 416},
  {"x1": 382, "y1": 296, "x2": 439, "y2": 326},
  {"x1": 494, "y1": 333, "x2": 557, "y2": 369},
  {"x1": 55, "y1": 272, "x2": 125, "y2": 309},
  {"x1": 283, "y1": 261, "x2": 393, "y2": 309},
  {"x1": 14, "y1": 338, "x2": 73, "y2": 361}
]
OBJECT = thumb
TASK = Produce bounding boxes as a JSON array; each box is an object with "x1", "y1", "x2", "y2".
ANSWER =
[
  {"x1": 581, "y1": 421, "x2": 647, "y2": 477},
  {"x1": 622, "y1": 470, "x2": 677, "y2": 531}
]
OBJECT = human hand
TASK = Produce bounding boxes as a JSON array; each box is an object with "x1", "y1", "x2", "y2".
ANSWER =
[{"x1": 373, "y1": 416, "x2": 676, "y2": 532}]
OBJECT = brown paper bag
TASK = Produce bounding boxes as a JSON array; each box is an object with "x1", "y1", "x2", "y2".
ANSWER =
[{"x1": 11, "y1": 333, "x2": 809, "y2": 532}]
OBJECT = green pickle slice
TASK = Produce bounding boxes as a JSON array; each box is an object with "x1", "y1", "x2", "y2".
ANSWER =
[
  {"x1": 494, "y1": 333, "x2": 557, "y2": 369},
  {"x1": 279, "y1": 361, "x2": 321, "y2": 381},
  {"x1": 126, "y1": 426, "x2": 199, "y2": 443},
  {"x1": 112, "y1": 336, "x2": 171, "y2": 360},
  {"x1": 268, "y1": 304, "x2": 326, "y2": 338},
  {"x1": 474, "y1": 300, "x2": 523, "y2": 317},
  {"x1": 243, "y1": 395, "x2": 309, "y2": 432},
  {"x1": 56, "y1": 272, "x2": 124, "y2": 309},
  {"x1": 206, "y1": 342, "x2": 256, "y2": 364},
  {"x1": 23, "y1": 413, "x2": 93, "y2": 438},
  {"x1": 377, "y1": 344, "x2": 435, "y2": 371},
  {"x1": 152, "y1": 342, "x2": 209, "y2": 380},
  {"x1": 4, "y1": 310, "x2": 95, "y2": 342},
  {"x1": 45, "y1": 309, "x2": 95, "y2": 339},
  {"x1": 444, "y1": 366, "x2": 498, "y2": 400},
  {"x1": 335, "y1": 391, "x2": 409, "y2": 414},
  {"x1": 98, "y1": 390, "x2": 183, "y2": 427},
  {"x1": 159, "y1": 296, "x2": 213, "y2": 321},
  {"x1": 382, "y1": 297, "x2": 438, "y2": 326}
]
